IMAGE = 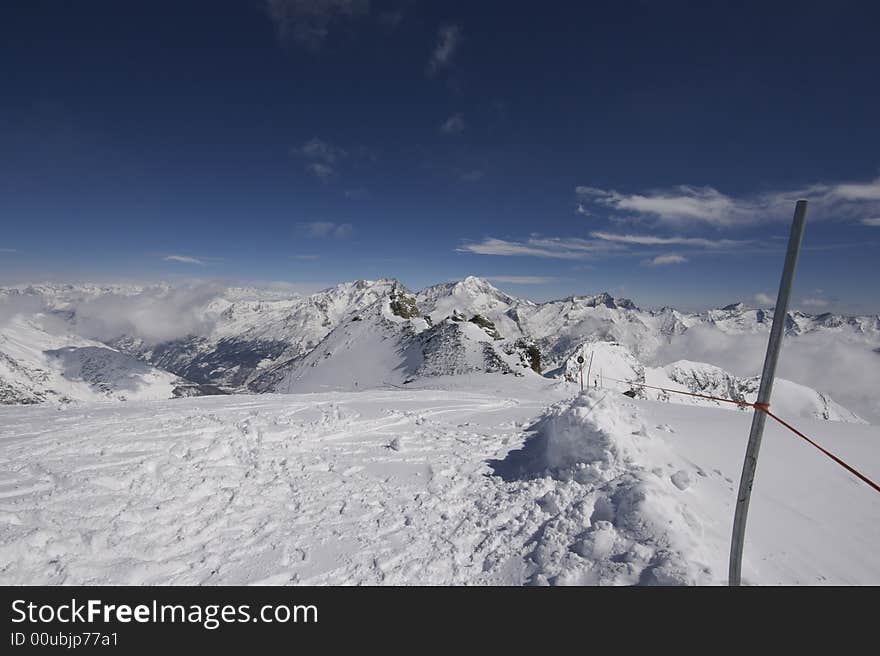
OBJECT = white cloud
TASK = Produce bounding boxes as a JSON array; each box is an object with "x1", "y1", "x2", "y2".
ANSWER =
[
  {"x1": 302, "y1": 221, "x2": 335, "y2": 237},
  {"x1": 0, "y1": 293, "x2": 46, "y2": 327},
  {"x1": 344, "y1": 187, "x2": 368, "y2": 199},
  {"x1": 163, "y1": 255, "x2": 206, "y2": 265},
  {"x1": 440, "y1": 113, "x2": 465, "y2": 134},
  {"x1": 754, "y1": 292, "x2": 775, "y2": 305},
  {"x1": 297, "y1": 137, "x2": 347, "y2": 163},
  {"x1": 265, "y1": 0, "x2": 369, "y2": 49},
  {"x1": 299, "y1": 221, "x2": 353, "y2": 239},
  {"x1": 801, "y1": 297, "x2": 828, "y2": 308},
  {"x1": 591, "y1": 231, "x2": 747, "y2": 249},
  {"x1": 457, "y1": 237, "x2": 621, "y2": 259},
  {"x1": 296, "y1": 137, "x2": 348, "y2": 180},
  {"x1": 72, "y1": 284, "x2": 223, "y2": 344},
  {"x1": 861, "y1": 217, "x2": 880, "y2": 226},
  {"x1": 485, "y1": 275, "x2": 558, "y2": 285},
  {"x1": 578, "y1": 185, "x2": 737, "y2": 225},
  {"x1": 333, "y1": 223, "x2": 353, "y2": 238},
  {"x1": 645, "y1": 254, "x2": 687, "y2": 266},
  {"x1": 832, "y1": 180, "x2": 880, "y2": 201},
  {"x1": 306, "y1": 162, "x2": 334, "y2": 180},
  {"x1": 651, "y1": 327, "x2": 880, "y2": 423},
  {"x1": 428, "y1": 24, "x2": 461, "y2": 74},
  {"x1": 457, "y1": 169, "x2": 484, "y2": 183},
  {"x1": 576, "y1": 177, "x2": 880, "y2": 227}
]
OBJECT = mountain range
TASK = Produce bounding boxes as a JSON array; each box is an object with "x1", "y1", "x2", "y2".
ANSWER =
[{"x1": 1, "y1": 277, "x2": 877, "y2": 421}]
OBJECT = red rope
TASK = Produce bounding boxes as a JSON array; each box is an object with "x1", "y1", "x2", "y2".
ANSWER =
[
  {"x1": 760, "y1": 408, "x2": 880, "y2": 494},
  {"x1": 601, "y1": 376, "x2": 880, "y2": 495}
]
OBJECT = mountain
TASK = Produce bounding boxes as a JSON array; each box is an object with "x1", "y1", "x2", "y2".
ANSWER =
[
  {"x1": 0, "y1": 313, "x2": 188, "y2": 404},
  {"x1": 1, "y1": 278, "x2": 877, "y2": 420},
  {"x1": 416, "y1": 276, "x2": 665, "y2": 366},
  {"x1": 108, "y1": 279, "x2": 401, "y2": 389},
  {"x1": 250, "y1": 285, "x2": 429, "y2": 393},
  {"x1": 250, "y1": 284, "x2": 538, "y2": 393}
]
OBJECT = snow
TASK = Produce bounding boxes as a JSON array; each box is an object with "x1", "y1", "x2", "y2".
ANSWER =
[
  {"x1": 0, "y1": 314, "x2": 181, "y2": 404},
  {"x1": 562, "y1": 340, "x2": 864, "y2": 423},
  {"x1": 1, "y1": 377, "x2": 877, "y2": 585},
  {"x1": 253, "y1": 295, "x2": 536, "y2": 394},
  {"x1": 1, "y1": 277, "x2": 878, "y2": 585},
  {"x1": 495, "y1": 389, "x2": 879, "y2": 585},
  {"x1": 4, "y1": 278, "x2": 878, "y2": 419},
  {"x1": 255, "y1": 294, "x2": 427, "y2": 393}
]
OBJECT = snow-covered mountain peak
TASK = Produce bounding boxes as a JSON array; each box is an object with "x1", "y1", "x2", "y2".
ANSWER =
[
  {"x1": 417, "y1": 276, "x2": 519, "y2": 326},
  {"x1": 422, "y1": 276, "x2": 512, "y2": 301},
  {"x1": 562, "y1": 292, "x2": 637, "y2": 311},
  {"x1": 312, "y1": 277, "x2": 401, "y2": 301},
  {"x1": 457, "y1": 275, "x2": 504, "y2": 294}
]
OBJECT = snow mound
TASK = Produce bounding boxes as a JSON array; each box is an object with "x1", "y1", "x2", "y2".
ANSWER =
[
  {"x1": 768, "y1": 378, "x2": 864, "y2": 424},
  {"x1": 496, "y1": 391, "x2": 715, "y2": 585}
]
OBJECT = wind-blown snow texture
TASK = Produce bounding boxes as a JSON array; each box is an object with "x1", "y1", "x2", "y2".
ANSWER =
[{"x1": 1, "y1": 378, "x2": 877, "y2": 585}]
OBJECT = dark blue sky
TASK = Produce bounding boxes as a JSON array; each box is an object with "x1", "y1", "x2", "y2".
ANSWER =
[{"x1": 2, "y1": 1, "x2": 879, "y2": 311}]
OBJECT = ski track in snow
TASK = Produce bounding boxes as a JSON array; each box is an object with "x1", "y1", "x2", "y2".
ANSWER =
[{"x1": 0, "y1": 382, "x2": 878, "y2": 586}]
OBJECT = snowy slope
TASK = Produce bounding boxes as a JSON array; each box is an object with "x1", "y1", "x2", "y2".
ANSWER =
[
  {"x1": 109, "y1": 279, "x2": 401, "y2": 388},
  {"x1": 414, "y1": 319, "x2": 522, "y2": 378},
  {"x1": 251, "y1": 289, "x2": 430, "y2": 393},
  {"x1": 1, "y1": 381, "x2": 877, "y2": 585},
  {"x1": 0, "y1": 314, "x2": 184, "y2": 404},
  {"x1": 209, "y1": 279, "x2": 399, "y2": 350},
  {"x1": 493, "y1": 389, "x2": 880, "y2": 585},
  {"x1": 250, "y1": 287, "x2": 535, "y2": 393},
  {"x1": 1, "y1": 279, "x2": 401, "y2": 390}
]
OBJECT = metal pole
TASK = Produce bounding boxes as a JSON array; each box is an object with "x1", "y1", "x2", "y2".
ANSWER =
[
  {"x1": 586, "y1": 352, "x2": 594, "y2": 391},
  {"x1": 729, "y1": 200, "x2": 808, "y2": 586}
]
